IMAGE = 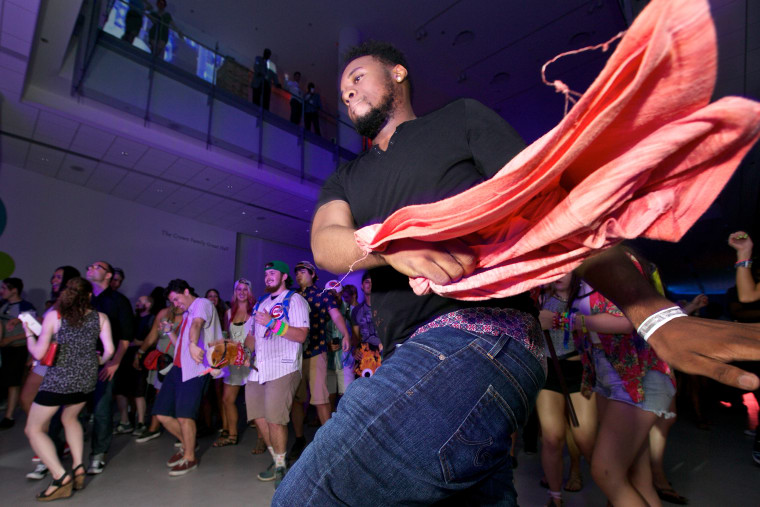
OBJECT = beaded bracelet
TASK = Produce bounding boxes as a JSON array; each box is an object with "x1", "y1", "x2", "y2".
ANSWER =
[
  {"x1": 275, "y1": 321, "x2": 289, "y2": 336},
  {"x1": 735, "y1": 259, "x2": 753, "y2": 269},
  {"x1": 636, "y1": 306, "x2": 687, "y2": 341}
]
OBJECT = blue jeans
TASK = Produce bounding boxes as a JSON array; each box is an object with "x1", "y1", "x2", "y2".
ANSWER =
[
  {"x1": 90, "y1": 376, "x2": 114, "y2": 457},
  {"x1": 273, "y1": 324, "x2": 545, "y2": 505}
]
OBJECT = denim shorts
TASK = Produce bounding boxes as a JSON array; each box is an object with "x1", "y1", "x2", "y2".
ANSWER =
[
  {"x1": 152, "y1": 366, "x2": 208, "y2": 419},
  {"x1": 273, "y1": 320, "x2": 546, "y2": 505},
  {"x1": 592, "y1": 348, "x2": 675, "y2": 418}
]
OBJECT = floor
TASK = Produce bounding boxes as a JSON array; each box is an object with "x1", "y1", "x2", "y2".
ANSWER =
[{"x1": 0, "y1": 401, "x2": 758, "y2": 506}]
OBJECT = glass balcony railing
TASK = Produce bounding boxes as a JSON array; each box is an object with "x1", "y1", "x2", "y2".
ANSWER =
[{"x1": 72, "y1": 0, "x2": 363, "y2": 184}]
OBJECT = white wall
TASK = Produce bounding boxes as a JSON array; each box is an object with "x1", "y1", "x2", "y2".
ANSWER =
[
  {"x1": 0, "y1": 163, "x2": 236, "y2": 310},
  {"x1": 235, "y1": 233, "x2": 365, "y2": 303}
]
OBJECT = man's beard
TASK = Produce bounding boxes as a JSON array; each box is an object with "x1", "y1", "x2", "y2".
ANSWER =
[
  {"x1": 264, "y1": 284, "x2": 279, "y2": 294},
  {"x1": 353, "y1": 78, "x2": 396, "y2": 139}
]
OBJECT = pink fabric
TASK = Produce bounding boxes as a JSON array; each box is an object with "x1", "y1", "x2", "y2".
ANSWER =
[{"x1": 354, "y1": 0, "x2": 760, "y2": 301}]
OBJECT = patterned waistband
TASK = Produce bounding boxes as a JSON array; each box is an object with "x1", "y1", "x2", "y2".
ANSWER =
[{"x1": 409, "y1": 307, "x2": 546, "y2": 364}]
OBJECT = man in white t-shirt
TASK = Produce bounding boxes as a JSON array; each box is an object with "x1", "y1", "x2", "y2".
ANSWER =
[
  {"x1": 154, "y1": 279, "x2": 222, "y2": 476},
  {"x1": 244, "y1": 261, "x2": 309, "y2": 489}
]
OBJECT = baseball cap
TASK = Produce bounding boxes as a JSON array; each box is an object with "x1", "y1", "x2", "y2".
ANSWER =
[
  {"x1": 325, "y1": 279, "x2": 342, "y2": 293},
  {"x1": 294, "y1": 260, "x2": 317, "y2": 273},
  {"x1": 265, "y1": 261, "x2": 289, "y2": 274}
]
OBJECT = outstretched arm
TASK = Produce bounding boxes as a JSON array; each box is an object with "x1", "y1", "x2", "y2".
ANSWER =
[
  {"x1": 312, "y1": 200, "x2": 476, "y2": 283},
  {"x1": 728, "y1": 231, "x2": 760, "y2": 303},
  {"x1": 576, "y1": 246, "x2": 760, "y2": 390}
]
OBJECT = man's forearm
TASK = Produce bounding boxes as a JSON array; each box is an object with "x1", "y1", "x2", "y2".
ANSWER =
[
  {"x1": 111, "y1": 339, "x2": 130, "y2": 364},
  {"x1": 311, "y1": 224, "x2": 386, "y2": 274},
  {"x1": 576, "y1": 246, "x2": 671, "y2": 327}
]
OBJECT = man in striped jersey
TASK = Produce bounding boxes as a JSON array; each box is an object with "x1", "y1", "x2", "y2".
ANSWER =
[{"x1": 244, "y1": 261, "x2": 309, "y2": 488}]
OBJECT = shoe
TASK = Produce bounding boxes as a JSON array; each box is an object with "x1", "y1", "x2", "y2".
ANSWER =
[
  {"x1": 87, "y1": 458, "x2": 106, "y2": 475},
  {"x1": 0, "y1": 417, "x2": 15, "y2": 430},
  {"x1": 257, "y1": 462, "x2": 275, "y2": 482},
  {"x1": 73, "y1": 464, "x2": 86, "y2": 491},
  {"x1": 62, "y1": 444, "x2": 71, "y2": 458},
  {"x1": 212, "y1": 434, "x2": 238, "y2": 447},
  {"x1": 32, "y1": 455, "x2": 41, "y2": 463},
  {"x1": 752, "y1": 449, "x2": 760, "y2": 466},
  {"x1": 564, "y1": 471, "x2": 583, "y2": 492},
  {"x1": 26, "y1": 463, "x2": 49, "y2": 480},
  {"x1": 274, "y1": 466, "x2": 287, "y2": 489},
  {"x1": 132, "y1": 423, "x2": 147, "y2": 436},
  {"x1": 287, "y1": 438, "x2": 306, "y2": 462},
  {"x1": 251, "y1": 437, "x2": 267, "y2": 455},
  {"x1": 168, "y1": 458, "x2": 199, "y2": 476},
  {"x1": 174, "y1": 439, "x2": 182, "y2": 448},
  {"x1": 655, "y1": 486, "x2": 689, "y2": 505},
  {"x1": 135, "y1": 428, "x2": 162, "y2": 443},
  {"x1": 36, "y1": 471, "x2": 73, "y2": 501},
  {"x1": 166, "y1": 450, "x2": 185, "y2": 468},
  {"x1": 113, "y1": 422, "x2": 134, "y2": 435}
]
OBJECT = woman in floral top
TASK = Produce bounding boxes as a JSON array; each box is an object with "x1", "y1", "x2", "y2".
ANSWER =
[{"x1": 566, "y1": 253, "x2": 675, "y2": 506}]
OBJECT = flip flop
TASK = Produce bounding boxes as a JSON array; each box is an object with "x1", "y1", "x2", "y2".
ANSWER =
[{"x1": 656, "y1": 487, "x2": 689, "y2": 505}]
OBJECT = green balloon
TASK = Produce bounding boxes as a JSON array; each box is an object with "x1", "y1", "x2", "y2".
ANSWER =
[
  {"x1": 0, "y1": 251, "x2": 15, "y2": 278},
  {"x1": 0, "y1": 198, "x2": 6, "y2": 237}
]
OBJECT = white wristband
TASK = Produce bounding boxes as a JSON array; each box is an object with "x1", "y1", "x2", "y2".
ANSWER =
[{"x1": 636, "y1": 306, "x2": 687, "y2": 341}]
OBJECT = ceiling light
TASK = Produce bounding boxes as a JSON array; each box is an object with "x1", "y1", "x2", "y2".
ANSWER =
[
  {"x1": 452, "y1": 30, "x2": 474, "y2": 46},
  {"x1": 41, "y1": 157, "x2": 49, "y2": 162},
  {"x1": 226, "y1": 184, "x2": 233, "y2": 189},
  {"x1": 121, "y1": 151, "x2": 129, "y2": 156},
  {"x1": 490, "y1": 72, "x2": 510, "y2": 86},
  {"x1": 241, "y1": 211, "x2": 247, "y2": 215},
  {"x1": 155, "y1": 188, "x2": 164, "y2": 193}
]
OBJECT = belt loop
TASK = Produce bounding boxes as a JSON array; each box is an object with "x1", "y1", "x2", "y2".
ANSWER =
[{"x1": 487, "y1": 333, "x2": 510, "y2": 359}]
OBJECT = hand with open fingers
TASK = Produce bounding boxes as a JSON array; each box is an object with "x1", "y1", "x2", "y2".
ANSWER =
[
  {"x1": 728, "y1": 231, "x2": 753, "y2": 258},
  {"x1": 380, "y1": 238, "x2": 477, "y2": 286},
  {"x1": 647, "y1": 317, "x2": 760, "y2": 391},
  {"x1": 99, "y1": 361, "x2": 119, "y2": 381},
  {"x1": 189, "y1": 341, "x2": 204, "y2": 364}
]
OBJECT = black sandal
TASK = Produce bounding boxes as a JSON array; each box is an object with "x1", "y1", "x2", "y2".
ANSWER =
[
  {"x1": 36, "y1": 471, "x2": 73, "y2": 501},
  {"x1": 73, "y1": 464, "x2": 86, "y2": 491}
]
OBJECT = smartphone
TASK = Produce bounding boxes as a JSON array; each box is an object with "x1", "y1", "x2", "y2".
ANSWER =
[{"x1": 19, "y1": 312, "x2": 41, "y2": 336}]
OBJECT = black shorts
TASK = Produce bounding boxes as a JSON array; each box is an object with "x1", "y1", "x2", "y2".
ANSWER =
[
  {"x1": 35, "y1": 390, "x2": 90, "y2": 406},
  {"x1": 543, "y1": 357, "x2": 583, "y2": 394},
  {"x1": 124, "y1": 9, "x2": 143, "y2": 35},
  {"x1": 0, "y1": 346, "x2": 29, "y2": 387}
]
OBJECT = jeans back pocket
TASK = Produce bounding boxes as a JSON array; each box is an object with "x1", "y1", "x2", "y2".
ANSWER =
[{"x1": 438, "y1": 385, "x2": 517, "y2": 484}]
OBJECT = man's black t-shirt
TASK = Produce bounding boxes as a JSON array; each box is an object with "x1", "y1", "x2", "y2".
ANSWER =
[
  {"x1": 318, "y1": 98, "x2": 537, "y2": 355},
  {"x1": 92, "y1": 287, "x2": 134, "y2": 351}
]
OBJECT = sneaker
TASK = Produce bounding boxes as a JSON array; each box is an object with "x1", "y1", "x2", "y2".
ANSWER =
[
  {"x1": 32, "y1": 455, "x2": 41, "y2": 463},
  {"x1": 26, "y1": 463, "x2": 48, "y2": 480},
  {"x1": 166, "y1": 450, "x2": 185, "y2": 468},
  {"x1": 257, "y1": 462, "x2": 275, "y2": 482},
  {"x1": 113, "y1": 422, "x2": 134, "y2": 435},
  {"x1": 168, "y1": 458, "x2": 199, "y2": 476},
  {"x1": 132, "y1": 423, "x2": 147, "y2": 436},
  {"x1": 287, "y1": 438, "x2": 306, "y2": 462},
  {"x1": 274, "y1": 466, "x2": 287, "y2": 488},
  {"x1": 753, "y1": 450, "x2": 760, "y2": 466},
  {"x1": 174, "y1": 439, "x2": 182, "y2": 448},
  {"x1": 87, "y1": 458, "x2": 106, "y2": 475},
  {"x1": 0, "y1": 417, "x2": 15, "y2": 430},
  {"x1": 135, "y1": 428, "x2": 162, "y2": 443}
]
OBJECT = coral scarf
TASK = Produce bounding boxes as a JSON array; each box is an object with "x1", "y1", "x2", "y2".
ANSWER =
[{"x1": 354, "y1": 0, "x2": 760, "y2": 301}]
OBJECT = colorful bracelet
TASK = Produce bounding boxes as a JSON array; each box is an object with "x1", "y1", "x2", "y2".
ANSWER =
[
  {"x1": 735, "y1": 259, "x2": 753, "y2": 269},
  {"x1": 275, "y1": 322, "x2": 289, "y2": 336},
  {"x1": 636, "y1": 306, "x2": 687, "y2": 341},
  {"x1": 579, "y1": 315, "x2": 588, "y2": 334}
]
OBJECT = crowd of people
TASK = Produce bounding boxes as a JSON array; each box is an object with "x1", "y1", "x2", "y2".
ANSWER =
[
  {"x1": 0, "y1": 257, "x2": 384, "y2": 500},
  {"x1": 3, "y1": 27, "x2": 760, "y2": 504}
]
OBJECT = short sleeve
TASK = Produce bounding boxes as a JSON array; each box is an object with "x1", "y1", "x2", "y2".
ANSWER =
[
  {"x1": 464, "y1": 99, "x2": 526, "y2": 179},
  {"x1": 317, "y1": 167, "x2": 349, "y2": 209},
  {"x1": 193, "y1": 299, "x2": 215, "y2": 326},
  {"x1": 286, "y1": 294, "x2": 310, "y2": 328}
]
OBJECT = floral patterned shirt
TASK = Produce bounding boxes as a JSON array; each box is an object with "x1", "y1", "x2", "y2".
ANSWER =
[
  {"x1": 574, "y1": 285, "x2": 674, "y2": 403},
  {"x1": 300, "y1": 285, "x2": 339, "y2": 359}
]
